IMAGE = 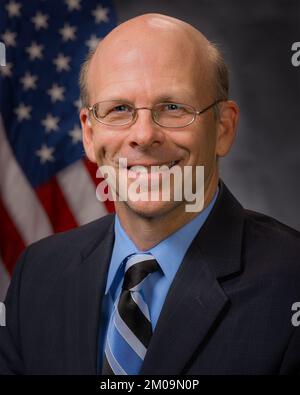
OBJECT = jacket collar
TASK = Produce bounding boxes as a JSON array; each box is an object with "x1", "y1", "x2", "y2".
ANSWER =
[{"x1": 194, "y1": 180, "x2": 244, "y2": 279}]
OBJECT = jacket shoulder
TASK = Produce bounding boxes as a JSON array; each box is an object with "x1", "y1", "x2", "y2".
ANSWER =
[
  {"x1": 28, "y1": 214, "x2": 114, "y2": 253},
  {"x1": 244, "y1": 209, "x2": 300, "y2": 245},
  {"x1": 243, "y1": 209, "x2": 300, "y2": 277},
  {"x1": 14, "y1": 214, "x2": 115, "y2": 278}
]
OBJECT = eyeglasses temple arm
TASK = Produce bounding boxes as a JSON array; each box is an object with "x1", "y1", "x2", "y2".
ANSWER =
[{"x1": 196, "y1": 99, "x2": 224, "y2": 115}]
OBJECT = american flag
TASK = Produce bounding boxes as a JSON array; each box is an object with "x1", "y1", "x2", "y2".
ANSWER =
[{"x1": 0, "y1": 0, "x2": 117, "y2": 301}]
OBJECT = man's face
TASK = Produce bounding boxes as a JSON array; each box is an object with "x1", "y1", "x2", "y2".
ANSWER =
[{"x1": 81, "y1": 33, "x2": 222, "y2": 219}]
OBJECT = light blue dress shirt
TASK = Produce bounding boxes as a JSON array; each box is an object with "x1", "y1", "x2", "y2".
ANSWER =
[{"x1": 98, "y1": 189, "x2": 219, "y2": 372}]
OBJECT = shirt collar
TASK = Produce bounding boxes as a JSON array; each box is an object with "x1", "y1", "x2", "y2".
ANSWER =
[{"x1": 105, "y1": 187, "x2": 219, "y2": 294}]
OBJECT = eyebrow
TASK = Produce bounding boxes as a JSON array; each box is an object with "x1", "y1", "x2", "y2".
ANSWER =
[
  {"x1": 155, "y1": 95, "x2": 182, "y2": 102},
  {"x1": 152, "y1": 87, "x2": 194, "y2": 103},
  {"x1": 96, "y1": 94, "x2": 190, "y2": 104}
]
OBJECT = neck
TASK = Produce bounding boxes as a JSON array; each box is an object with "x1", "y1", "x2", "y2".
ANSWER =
[{"x1": 115, "y1": 174, "x2": 219, "y2": 251}]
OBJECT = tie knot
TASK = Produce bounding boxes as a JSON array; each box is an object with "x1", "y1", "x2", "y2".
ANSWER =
[{"x1": 123, "y1": 253, "x2": 159, "y2": 291}]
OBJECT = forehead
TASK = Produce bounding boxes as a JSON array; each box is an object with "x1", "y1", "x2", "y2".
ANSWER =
[{"x1": 87, "y1": 34, "x2": 211, "y2": 104}]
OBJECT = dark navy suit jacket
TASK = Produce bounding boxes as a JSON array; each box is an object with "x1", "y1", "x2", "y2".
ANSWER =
[{"x1": 1, "y1": 182, "x2": 300, "y2": 374}]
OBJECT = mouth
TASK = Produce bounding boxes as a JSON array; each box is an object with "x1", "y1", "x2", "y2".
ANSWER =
[{"x1": 125, "y1": 160, "x2": 180, "y2": 172}]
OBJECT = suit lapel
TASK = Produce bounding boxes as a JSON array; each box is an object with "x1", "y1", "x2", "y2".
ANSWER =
[
  {"x1": 140, "y1": 244, "x2": 229, "y2": 375},
  {"x1": 140, "y1": 181, "x2": 245, "y2": 374},
  {"x1": 65, "y1": 216, "x2": 115, "y2": 374}
]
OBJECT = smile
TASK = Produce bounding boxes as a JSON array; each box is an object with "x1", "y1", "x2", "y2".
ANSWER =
[{"x1": 126, "y1": 160, "x2": 180, "y2": 172}]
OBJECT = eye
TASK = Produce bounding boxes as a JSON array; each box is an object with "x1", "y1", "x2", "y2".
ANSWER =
[
  {"x1": 95, "y1": 102, "x2": 134, "y2": 120},
  {"x1": 158, "y1": 103, "x2": 189, "y2": 115},
  {"x1": 111, "y1": 104, "x2": 131, "y2": 113},
  {"x1": 165, "y1": 103, "x2": 181, "y2": 111}
]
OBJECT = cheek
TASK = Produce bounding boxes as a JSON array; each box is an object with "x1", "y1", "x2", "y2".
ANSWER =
[
  {"x1": 93, "y1": 142, "x2": 105, "y2": 165},
  {"x1": 92, "y1": 132, "x2": 123, "y2": 163},
  {"x1": 173, "y1": 126, "x2": 217, "y2": 164},
  {"x1": 195, "y1": 121, "x2": 218, "y2": 161}
]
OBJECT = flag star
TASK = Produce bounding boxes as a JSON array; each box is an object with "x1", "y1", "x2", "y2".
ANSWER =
[
  {"x1": 5, "y1": 1, "x2": 22, "y2": 17},
  {"x1": 41, "y1": 114, "x2": 60, "y2": 132},
  {"x1": 92, "y1": 5, "x2": 109, "y2": 23},
  {"x1": 47, "y1": 83, "x2": 65, "y2": 102},
  {"x1": 1, "y1": 30, "x2": 17, "y2": 47},
  {"x1": 69, "y1": 124, "x2": 82, "y2": 144},
  {"x1": 59, "y1": 23, "x2": 77, "y2": 42},
  {"x1": 65, "y1": 0, "x2": 81, "y2": 11},
  {"x1": 85, "y1": 34, "x2": 101, "y2": 51},
  {"x1": 36, "y1": 144, "x2": 55, "y2": 164},
  {"x1": 26, "y1": 41, "x2": 44, "y2": 60},
  {"x1": 0, "y1": 62, "x2": 13, "y2": 77},
  {"x1": 31, "y1": 11, "x2": 49, "y2": 30},
  {"x1": 73, "y1": 98, "x2": 82, "y2": 111},
  {"x1": 20, "y1": 72, "x2": 38, "y2": 90},
  {"x1": 14, "y1": 103, "x2": 32, "y2": 121},
  {"x1": 53, "y1": 53, "x2": 71, "y2": 72}
]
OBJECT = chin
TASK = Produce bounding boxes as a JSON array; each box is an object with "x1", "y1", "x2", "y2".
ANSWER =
[{"x1": 123, "y1": 199, "x2": 183, "y2": 219}]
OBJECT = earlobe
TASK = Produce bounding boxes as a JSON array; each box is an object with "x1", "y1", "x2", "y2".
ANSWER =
[
  {"x1": 80, "y1": 109, "x2": 97, "y2": 163},
  {"x1": 216, "y1": 100, "x2": 239, "y2": 158}
]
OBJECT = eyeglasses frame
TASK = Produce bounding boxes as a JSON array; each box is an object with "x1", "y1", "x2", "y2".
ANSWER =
[{"x1": 87, "y1": 99, "x2": 224, "y2": 128}]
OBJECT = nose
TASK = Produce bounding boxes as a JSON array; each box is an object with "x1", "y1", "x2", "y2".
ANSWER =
[{"x1": 128, "y1": 108, "x2": 165, "y2": 149}]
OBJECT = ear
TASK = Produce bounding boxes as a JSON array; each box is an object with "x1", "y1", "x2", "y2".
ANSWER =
[
  {"x1": 216, "y1": 100, "x2": 239, "y2": 157},
  {"x1": 80, "y1": 108, "x2": 97, "y2": 163}
]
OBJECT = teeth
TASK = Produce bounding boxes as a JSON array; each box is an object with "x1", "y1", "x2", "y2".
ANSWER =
[
  {"x1": 130, "y1": 165, "x2": 148, "y2": 172},
  {"x1": 128, "y1": 161, "x2": 178, "y2": 171}
]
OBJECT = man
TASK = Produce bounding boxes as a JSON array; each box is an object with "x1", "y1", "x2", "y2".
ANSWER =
[{"x1": 0, "y1": 13, "x2": 300, "y2": 375}]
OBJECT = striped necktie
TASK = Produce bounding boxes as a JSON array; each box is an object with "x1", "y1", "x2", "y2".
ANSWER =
[{"x1": 102, "y1": 253, "x2": 159, "y2": 375}]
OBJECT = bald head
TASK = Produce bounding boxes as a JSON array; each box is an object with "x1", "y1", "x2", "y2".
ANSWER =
[{"x1": 79, "y1": 13, "x2": 228, "y2": 109}]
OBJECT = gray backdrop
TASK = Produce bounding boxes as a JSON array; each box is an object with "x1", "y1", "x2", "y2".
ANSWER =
[{"x1": 114, "y1": 0, "x2": 300, "y2": 230}]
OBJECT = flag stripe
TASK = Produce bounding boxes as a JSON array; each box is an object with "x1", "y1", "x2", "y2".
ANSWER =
[
  {"x1": 0, "y1": 197, "x2": 26, "y2": 274},
  {"x1": 0, "y1": 116, "x2": 53, "y2": 245},
  {"x1": 35, "y1": 177, "x2": 78, "y2": 233},
  {"x1": 57, "y1": 160, "x2": 107, "y2": 225}
]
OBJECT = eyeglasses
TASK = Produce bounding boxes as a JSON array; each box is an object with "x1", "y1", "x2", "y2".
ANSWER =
[{"x1": 87, "y1": 99, "x2": 224, "y2": 128}]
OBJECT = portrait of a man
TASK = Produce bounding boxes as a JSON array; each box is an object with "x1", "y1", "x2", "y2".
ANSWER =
[{"x1": 0, "y1": 3, "x2": 300, "y2": 376}]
